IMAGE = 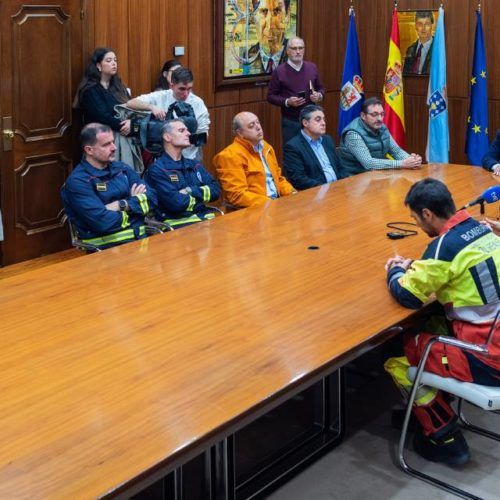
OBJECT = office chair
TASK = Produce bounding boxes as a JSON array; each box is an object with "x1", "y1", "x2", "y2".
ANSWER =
[
  {"x1": 398, "y1": 311, "x2": 500, "y2": 499},
  {"x1": 63, "y1": 215, "x2": 102, "y2": 253}
]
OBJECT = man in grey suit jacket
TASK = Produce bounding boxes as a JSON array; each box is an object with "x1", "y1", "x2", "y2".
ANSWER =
[{"x1": 283, "y1": 105, "x2": 343, "y2": 191}]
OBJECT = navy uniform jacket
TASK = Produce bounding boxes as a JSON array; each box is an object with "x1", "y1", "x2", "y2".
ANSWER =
[
  {"x1": 482, "y1": 130, "x2": 500, "y2": 171},
  {"x1": 144, "y1": 152, "x2": 220, "y2": 227},
  {"x1": 283, "y1": 133, "x2": 343, "y2": 191},
  {"x1": 61, "y1": 159, "x2": 154, "y2": 248}
]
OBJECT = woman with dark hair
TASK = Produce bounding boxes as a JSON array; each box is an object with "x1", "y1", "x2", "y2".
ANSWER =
[
  {"x1": 74, "y1": 47, "x2": 131, "y2": 135},
  {"x1": 155, "y1": 59, "x2": 181, "y2": 91},
  {"x1": 74, "y1": 48, "x2": 143, "y2": 171}
]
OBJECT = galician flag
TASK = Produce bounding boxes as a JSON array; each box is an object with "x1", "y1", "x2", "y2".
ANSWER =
[
  {"x1": 465, "y1": 10, "x2": 489, "y2": 165},
  {"x1": 426, "y1": 6, "x2": 449, "y2": 163},
  {"x1": 338, "y1": 6, "x2": 364, "y2": 137},
  {"x1": 383, "y1": 7, "x2": 405, "y2": 148}
]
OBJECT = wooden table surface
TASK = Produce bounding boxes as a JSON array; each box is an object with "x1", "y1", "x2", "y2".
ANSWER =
[{"x1": 0, "y1": 165, "x2": 497, "y2": 499}]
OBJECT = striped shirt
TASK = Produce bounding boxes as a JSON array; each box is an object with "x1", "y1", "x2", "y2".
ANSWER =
[{"x1": 344, "y1": 131, "x2": 409, "y2": 170}]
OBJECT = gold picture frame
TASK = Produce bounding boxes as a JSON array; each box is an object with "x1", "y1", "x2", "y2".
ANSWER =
[{"x1": 215, "y1": 0, "x2": 300, "y2": 88}]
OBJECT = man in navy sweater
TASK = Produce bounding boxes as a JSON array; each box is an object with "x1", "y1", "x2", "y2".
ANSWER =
[{"x1": 267, "y1": 37, "x2": 324, "y2": 146}]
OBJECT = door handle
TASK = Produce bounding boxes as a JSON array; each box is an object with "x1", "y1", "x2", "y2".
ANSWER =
[{"x1": 2, "y1": 117, "x2": 13, "y2": 151}]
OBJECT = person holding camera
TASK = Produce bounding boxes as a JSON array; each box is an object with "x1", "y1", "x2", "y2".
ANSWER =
[
  {"x1": 127, "y1": 68, "x2": 210, "y2": 161},
  {"x1": 267, "y1": 37, "x2": 324, "y2": 146},
  {"x1": 144, "y1": 119, "x2": 220, "y2": 228}
]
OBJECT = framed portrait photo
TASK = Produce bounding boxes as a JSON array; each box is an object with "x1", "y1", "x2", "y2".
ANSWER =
[
  {"x1": 399, "y1": 9, "x2": 439, "y2": 77},
  {"x1": 215, "y1": 0, "x2": 300, "y2": 88}
]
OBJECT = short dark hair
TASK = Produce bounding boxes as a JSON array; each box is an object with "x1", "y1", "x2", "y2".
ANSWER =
[
  {"x1": 404, "y1": 178, "x2": 456, "y2": 219},
  {"x1": 171, "y1": 67, "x2": 193, "y2": 85},
  {"x1": 299, "y1": 105, "x2": 324, "y2": 128},
  {"x1": 156, "y1": 59, "x2": 181, "y2": 90},
  {"x1": 361, "y1": 97, "x2": 383, "y2": 114},
  {"x1": 415, "y1": 11, "x2": 434, "y2": 23},
  {"x1": 80, "y1": 123, "x2": 112, "y2": 148}
]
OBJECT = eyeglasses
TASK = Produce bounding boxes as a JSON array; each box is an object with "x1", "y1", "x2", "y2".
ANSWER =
[
  {"x1": 289, "y1": 46, "x2": 304, "y2": 51},
  {"x1": 366, "y1": 112, "x2": 385, "y2": 118}
]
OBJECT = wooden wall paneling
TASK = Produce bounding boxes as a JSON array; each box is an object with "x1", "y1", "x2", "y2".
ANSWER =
[
  {"x1": 483, "y1": 0, "x2": 500, "y2": 102},
  {"x1": 442, "y1": 0, "x2": 470, "y2": 98},
  {"x1": 160, "y1": 0, "x2": 190, "y2": 89},
  {"x1": 356, "y1": 0, "x2": 389, "y2": 94},
  {"x1": 239, "y1": 86, "x2": 264, "y2": 104},
  {"x1": 188, "y1": 0, "x2": 215, "y2": 108},
  {"x1": 93, "y1": 0, "x2": 130, "y2": 84},
  {"x1": 322, "y1": 91, "x2": 339, "y2": 139},
  {"x1": 301, "y1": 0, "x2": 342, "y2": 93},
  {"x1": 448, "y1": 97, "x2": 469, "y2": 164},
  {"x1": 403, "y1": 93, "x2": 428, "y2": 156},
  {"x1": 127, "y1": 0, "x2": 160, "y2": 96},
  {"x1": 214, "y1": 89, "x2": 240, "y2": 107}
]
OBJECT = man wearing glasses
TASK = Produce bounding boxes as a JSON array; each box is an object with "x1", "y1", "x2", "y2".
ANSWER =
[
  {"x1": 267, "y1": 36, "x2": 324, "y2": 146},
  {"x1": 338, "y1": 97, "x2": 422, "y2": 177}
]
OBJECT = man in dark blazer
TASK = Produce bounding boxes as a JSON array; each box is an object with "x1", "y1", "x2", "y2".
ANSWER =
[
  {"x1": 403, "y1": 11, "x2": 434, "y2": 76},
  {"x1": 283, "y1": 105, "x2": 343, "y2": 190},
  {"x1": 482, "y1": 129, "x2": 500, "y2": 176}
]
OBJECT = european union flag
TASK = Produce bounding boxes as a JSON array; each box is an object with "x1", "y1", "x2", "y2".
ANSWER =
[
  {"x1": 338, "y1": 8, "x2": 364, "y2": 137},
  {"x1": 465, "y1": 11, "x2": 489, "y2": 166},
  {"x1": 426, "y1": 7, "x2": 449, "y2": 163}
]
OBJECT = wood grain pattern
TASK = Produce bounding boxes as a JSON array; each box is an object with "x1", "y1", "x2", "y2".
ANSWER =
[{"x1": 0, "y1": 165, "x2": 498, "y2": 498}]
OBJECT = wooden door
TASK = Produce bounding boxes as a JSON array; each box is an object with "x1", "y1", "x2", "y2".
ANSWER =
[{"x1": 0, "y1": 0, "x2": 83, "y2": 265}]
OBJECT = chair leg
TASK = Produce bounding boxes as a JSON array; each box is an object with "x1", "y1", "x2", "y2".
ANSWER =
[
  {"x1": 397, "y1": 338, "x2": 483, "y2": 500},
  {"x1": 457, "y1": 399, "x2": 500, "y2": 441}
]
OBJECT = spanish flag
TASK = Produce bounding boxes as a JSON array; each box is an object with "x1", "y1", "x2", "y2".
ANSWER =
[{"x1": 383, "y1": 7, "x2": 405, "y2": 148}]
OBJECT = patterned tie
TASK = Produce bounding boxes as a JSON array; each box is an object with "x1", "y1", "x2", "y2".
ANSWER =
[
  {"x1": 411, "y1": 44, "x2": 422, "y2": 74},
  {"x1": 266, "y1": 58, "x2": 274, "y2": 73}
]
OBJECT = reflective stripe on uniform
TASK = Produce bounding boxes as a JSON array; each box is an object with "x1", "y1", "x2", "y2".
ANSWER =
[
  {"x1": 384, "y1": 356, "x2": 437, "y2": 406},
  {"x1": 163, "y1": 214, "x2": 203, "y2": 226},
  {"x1": 201, "y1": 185, "x2": 210, "y2": 203},
  {"x1": 83, "y1": 225, "x2": 146, "y2": 247},
  {"x1": 121, "y1": 211, "x2": 129, "y2": 229},
  {"x1": 135, "y1": 193, "x2": 149, "y2": 214},
  {"x1": 187, "y1": 195, "x2": 196, "y2": 212}
]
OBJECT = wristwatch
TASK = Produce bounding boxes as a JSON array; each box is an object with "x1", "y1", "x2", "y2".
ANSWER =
[{"x1": 118, "y1": 199, "x2": 129, "y2": 212}]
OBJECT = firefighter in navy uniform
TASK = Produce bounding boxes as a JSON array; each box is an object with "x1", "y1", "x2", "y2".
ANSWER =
[
  {"x1": 144, "y1": 119, "x2": 220, "y2": 228},
  {"x1": 62, "y1": 123, "x2": 155, "y2": 249},
  {"x1": 384, "y1": 178, "x2": 500, "y2": 466}
]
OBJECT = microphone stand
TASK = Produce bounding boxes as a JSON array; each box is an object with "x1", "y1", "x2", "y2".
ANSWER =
[{"x1": 480, "y1": 200, "x2": 485, "y2": 215}]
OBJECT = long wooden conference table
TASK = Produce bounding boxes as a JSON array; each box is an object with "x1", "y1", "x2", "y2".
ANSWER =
[{"x1": 0, "y1": 164, "x2": 498, "y2": 499}]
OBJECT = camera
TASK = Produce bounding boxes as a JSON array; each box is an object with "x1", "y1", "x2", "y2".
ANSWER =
[{"x1": 130, "y1": 101, "x2": 204, "y2": 153}]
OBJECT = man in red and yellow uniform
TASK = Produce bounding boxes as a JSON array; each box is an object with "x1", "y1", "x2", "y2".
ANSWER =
[
  {"x1": 385, "y1": 178, "x2": 500, "y2": 466},
  {"x1": 213, "y1": 111, "x2": 295, "y2": 209}
]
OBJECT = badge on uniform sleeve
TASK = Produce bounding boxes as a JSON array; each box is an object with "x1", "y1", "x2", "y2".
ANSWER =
[
  {"x1": 196, "y1": 171, "x2": 202, "y2": 182},
  {"x1": 96, "y1": 182, "x2": 107, "y2": 191},
  {"x1": 169, "y1": 174, "x2": 179, "y2": 182}
]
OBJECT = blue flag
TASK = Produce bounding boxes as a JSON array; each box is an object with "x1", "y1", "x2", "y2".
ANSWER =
[
  {"x1": 338, "y1": 8, "x2": 364, "y2": 138},
  {"x1": 426, "y1": 7, "x2": 449, "y2": 163},
  {"x1": 465, "y1": 11, "x2": 489, "y2": 166}
]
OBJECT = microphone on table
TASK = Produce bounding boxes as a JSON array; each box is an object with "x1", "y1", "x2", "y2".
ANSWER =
[{"x1": 461, "y1": 185, "x2": 500, "y2": 210}]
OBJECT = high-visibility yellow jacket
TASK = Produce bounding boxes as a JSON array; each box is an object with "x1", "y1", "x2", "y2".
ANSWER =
[{"x1": 387, "y1": 210, "x2": 500, "y2": 369}]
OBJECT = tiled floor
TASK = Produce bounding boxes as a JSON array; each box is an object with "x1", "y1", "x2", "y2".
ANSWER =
[{"x1": 268, "y1": 352, "x2": 500, "y2": 500}]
